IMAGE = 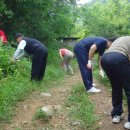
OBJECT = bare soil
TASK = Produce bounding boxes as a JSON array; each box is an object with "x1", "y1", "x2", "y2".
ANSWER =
[{"x1": 1, "y1": 70, "x2": 127, "y2": 130}]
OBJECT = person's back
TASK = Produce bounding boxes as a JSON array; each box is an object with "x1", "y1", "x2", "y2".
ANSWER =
[
  {"x1": 59, "y1": 48, "x2": 73, "y2": 56},
  {"x1": 106, "y1": 36, "x2": 130, "y2": 59},
  {"x1": 77, "y1": 36, "x2": 107, "y2": 49},
  {"x1": 23, "y1": 37, "x2": 47, "y2": 55}
]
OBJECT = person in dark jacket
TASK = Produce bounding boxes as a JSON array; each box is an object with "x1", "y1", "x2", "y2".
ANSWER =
[
  {"x1": 13, "y1": 33, "x2": 48, "y2": 81},
  {"x1": 74, "y1": 36, "x2": 116, "y2": 93}
]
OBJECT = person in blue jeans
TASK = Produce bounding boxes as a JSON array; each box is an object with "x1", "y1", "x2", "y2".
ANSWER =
[
  {"x1": 74, "y1": 36, "x2": 116, "y2": 93},
  {"x1": 101, "y1": 36, "x2": 130, "y2": 129}
]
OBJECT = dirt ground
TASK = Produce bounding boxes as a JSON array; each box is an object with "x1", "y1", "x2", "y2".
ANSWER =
[{"x1": 1, "y1": 70, "x2": 128, "y2": 130}]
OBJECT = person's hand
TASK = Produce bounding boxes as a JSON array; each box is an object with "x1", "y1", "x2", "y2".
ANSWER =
[
  {"x1": 16, "y1": 59, "x2": 20, "y2": 62},
  {"x1": 86, "y1": 60, "x2": 92, "y2": 69},
  {"x1": 99, "y1": 70, "x2": 105, "y2": 78},
  {"x1": 11, "y1": 59, "x2": 20, "y2": 63}
]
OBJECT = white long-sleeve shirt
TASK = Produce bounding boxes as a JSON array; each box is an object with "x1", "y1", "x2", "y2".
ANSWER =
[{"x1": 13, "y1": 40, "x2": 27, "y2": 60}]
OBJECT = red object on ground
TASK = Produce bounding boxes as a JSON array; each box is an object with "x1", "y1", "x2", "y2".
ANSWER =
[{"x1": 0, "y1": 30, "x2": 8, "y2": 44}]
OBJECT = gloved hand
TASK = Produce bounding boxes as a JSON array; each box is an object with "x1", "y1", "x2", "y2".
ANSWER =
[
  {"x1": 86, "y1": 60, "x2": 92, "y2": 69},
  {"x1": 99, "y1": 70, "x2": 105, "y2": 78}
]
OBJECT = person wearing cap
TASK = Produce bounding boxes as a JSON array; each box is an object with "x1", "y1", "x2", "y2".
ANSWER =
[
  {"x1": 59, "y1": 48, "x2": 74, "y2": 75},
  {"x1": 13, "y1": 33, "x2": 48, "y2": 81},
  {"x1": 74, "y1": 36, "x2": 116, "y2": 93},
  {"x1": 101, "y1": 36, "x2": 130, "y2": 129},
  {"x1": 0, "y1": 29, "x2": 8, "y2": 44}
]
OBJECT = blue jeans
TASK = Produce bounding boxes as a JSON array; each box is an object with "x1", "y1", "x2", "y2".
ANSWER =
[{"x1": 74, "y1": 43, "x2": 93, "y2": 90}]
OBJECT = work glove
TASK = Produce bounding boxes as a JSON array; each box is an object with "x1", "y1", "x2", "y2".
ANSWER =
[
  {"x1": 99, "y1": 70, "x2": 105, "y2": 78},
  {"x1": 86, "y1": 60, "x2": 92, "y2": 69}
]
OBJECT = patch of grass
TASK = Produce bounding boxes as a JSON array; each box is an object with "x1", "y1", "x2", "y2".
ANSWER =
[
  {"x1": 66, "y1": 83, "x2": 98, "y2": 130},
  {"x1": 33, "y1": 108, "x2": 51, "y2": 122},
  {"x1": 0, "y1": 42, "x2": 61, "y2": 122},
  {"x1": 0, "y1": 41, "x2": 76, "y2": 123}
]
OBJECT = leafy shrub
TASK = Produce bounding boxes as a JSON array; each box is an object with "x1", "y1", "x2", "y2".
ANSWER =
[{"x1": 0, "y1": 43, "x2": 18, "y2": 79}]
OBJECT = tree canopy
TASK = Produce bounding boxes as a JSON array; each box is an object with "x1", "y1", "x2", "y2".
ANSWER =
[
  {"x1": 78, "y1": 0, "x2": 130, "y2": 38},
  {"x1": 1, "y1": 0, "x2": 130, "y2": 41},
  {"x1": 1, "y1": 0, "x2": 77, "y2": 42}
]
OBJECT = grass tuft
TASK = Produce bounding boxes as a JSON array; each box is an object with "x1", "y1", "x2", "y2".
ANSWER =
[{"x1": 66, "y1": 83, "x2": 98, "y2": 129}]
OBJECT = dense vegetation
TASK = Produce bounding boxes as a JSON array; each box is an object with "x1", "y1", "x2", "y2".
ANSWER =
[
  {"x1": 0, "y1": 0, "x2": 77, "y2": 41},
  {"x1": 75, "y1": 0, "x2": 130, "y2": 38},
  {"x1": 1, "y1": 0, "x2": 130, "y2": 40},
  {"x1": 0, "y1": 41, "x2": 66, "y2": 122},
  {"x1": 0, "y1": 0, "x2": 130, "y2": 123}
]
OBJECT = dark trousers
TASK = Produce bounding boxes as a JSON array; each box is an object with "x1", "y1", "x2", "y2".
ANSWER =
[
  {"x1": 31, "y1": 47, "x2": 48, "y2": 81},
  {"x1": 74, "y1": 44, "x2": 93, "y2": 90},
  {"x1": 101, "y1": 52, "x2": 130, "y2": 121}
]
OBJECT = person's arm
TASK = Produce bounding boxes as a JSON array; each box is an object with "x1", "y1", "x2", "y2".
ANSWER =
[
  {"x1": 13, "y1": 40, "x2": 27, "y2": 61},
  {"x1": 13, "y1": 49, "x2": 25, "y2": 61},
  {"x1": 86, "y1": 44, "x2": 97, "y2": 69},
  {"x1": 98, "y1": 55, "x2": 105, "y2": 77}
]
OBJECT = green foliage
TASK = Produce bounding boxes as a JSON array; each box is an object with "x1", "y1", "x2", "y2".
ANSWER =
[
  {"x1": 0, "y1": 41, "x2": 66, "y2": 122},
  {"x1": 78, "y1": 0, "x2": 130, "y2": 37},
  {"x1": 0, "y1": 43, "x2": 18, "y2": 79},
  {"x1": 3, "y1": 0, "x2": 77, "y2": 42},
  {"x1": 66, "y1": 83, "x2": 97, "y2": 129}
]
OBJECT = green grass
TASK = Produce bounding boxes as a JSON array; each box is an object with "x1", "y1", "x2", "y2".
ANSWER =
[
  {"x1": 66, "y1": 83, "x2": 98, "y2": 130},
  {"x1": 33, "y1": 108, "x2": 51, "y2": 122},
  {"x1": 0, "y1": 41, "x2": 75, "y2": 123}
]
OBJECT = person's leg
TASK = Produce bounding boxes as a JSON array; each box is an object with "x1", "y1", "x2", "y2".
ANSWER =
[
  {"x1": 63, "y1": 55, "x2": 69, "y2": 73},
  {"x1": 31, "y1": 48, "x2": 48, "y2": 81},
  {"x1": 101, "y1": 53, "x2": 124, "y2": 120},
  {"x1": 74, "y1": 44, "x2": 93, "y2": 90},
  {"x1": 31, "y1": 53, "x2": 38, "y2": 80},
  {"x1": 119, "y1": 61, "x2": 130, "y2": 121},
  {"x1": 66, "y1": 55, "x2": 73, "y2": 74},
  {"x1": 68, "y1": 64, "x2": 73, "y2": 74},
  {"x1": 38, "y1": 50, "x2": 48, "y2": 80},
  {"x1": 118, "y1": 60, "x2": 130, "y2": 129}
]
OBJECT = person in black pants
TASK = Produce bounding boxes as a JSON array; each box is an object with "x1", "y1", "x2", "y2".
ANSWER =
[
  {"x1": 101, "y1": 36, "x2": 130, "y2": 129},
  {"x1": 13, "y1": 33, "x2": 48, "y2": 81},
  {"x1": 74, "y1": 36, "x2": 116, "y2": 93}
]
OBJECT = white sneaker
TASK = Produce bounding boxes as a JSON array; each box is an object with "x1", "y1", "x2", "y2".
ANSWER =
[
  {"x1": 87, "y1": 87, "x2": 101, "y2": 93},
  {"x1": 124, "y1": 122, "x2": 130, "y2": 129},
  {"x1": 112, "y1": 114, "x2": 124, "y2": 123}
]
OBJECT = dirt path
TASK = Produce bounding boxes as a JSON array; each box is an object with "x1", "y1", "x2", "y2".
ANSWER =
[
  {"x1": 92, "y1": 79, "x2": 127, "y2": 130},
  {"x1": 2, "y1": 70, "x2": 127, "y2": 130},
  {"x1": 2, "y1": 71, "x2": 82, "y2": 130}
]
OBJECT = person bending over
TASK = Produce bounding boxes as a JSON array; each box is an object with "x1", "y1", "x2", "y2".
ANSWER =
[
  {"x1": 74, "y1": 36, "x2": 116, "y2": 93},
  {"x1": 13, "y1": 33, "x2": 48, "y2": 81}
]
